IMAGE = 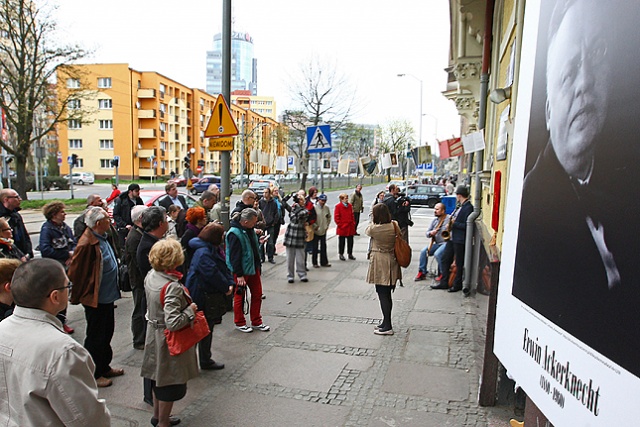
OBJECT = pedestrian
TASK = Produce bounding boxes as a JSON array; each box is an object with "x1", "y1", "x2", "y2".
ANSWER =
[
  {"x1": 165, "y1": 205, "x2": 181, "y2": 240},
  {"x1": 0, "y1": 258, "x2": 21, "y2": 321},
  {"x1": 39, "y1": 201, "x2": 77, "y2": 334},
  {"x1": 74, "y1": 194, "x2": 106, "y2": 239},
  {"x1": 180, "y1": 207, "x2": 207, "y2": 274},
  {"x1": 0, "y1": 258, "x2": 111, "y2": 425},
  {"x1": 113, "y1": 183, "x2": 144, "y2": 248},
  {"x1": 369, "y1": 190, "x2": 386, "y2": 219},
  {"x1": 349, "y1": 184, "x2": 364, "y2": 235},
  {"x1": 159, "y1": 183, "x2": 189, "y2": 211},
  {"x1": 440, "y1": 185, "x2": 473, "y2": 293},
  {"x1": 366, "y1": 204, "x2": 402, "y2": 335},
  {"x1": 124, "y1": 205, "x2": 148, "y2": 350},
  {"x1": 415, "y1": 202, "x2": 451, "y2": 283},
  {"x1": 142, "y1": 239, "x2": 197, "y2": 427},
  {"x1": 194, "y1": 190, "x2": 216, "y2": 221},
  {"x1": 259, "y1": 187, "x2": 279, "y2": 264},
  {"x1": 226, "y1": 208, "x2": 270, "y2": 333},
  {"x1": 334, "y1": 193, "x2": 356, "y2": 261},
  {"x1": 0, "y1": 189, "x2": 33, "y2": 259},
  {"x1": 0, "y1": 218, "x2": 26, "y2": 261},
  {"x1": 272, "y1": 188, "x2": 285, "y2": 255},
  {"x1": 312, "y1": 194, "x2": 332, "y2": 268},
  {"x1": 208, "y1": 193, "x2": 222, "y2": 223},
  {"x1": 136, "y1": 206, "x2": 169, "y2": 405},
  {"x1": 106, "y1": 183, "x2": 121, "y2": 204},
  {"x1": 300, "y1": 189, "x2": 317, "y2": 270},
  {"x1": 283, "y1": 194, "x2": 309, "y2": 283},
  {"x1": 67, "y1": 207, "x2": 124, "y2": 388},
  {"x1": 383, "y1": 184, "x2": 412, "y2": 243},
  {"x1": 186, "y1": 222, "x2": 234, "y2": 370}
]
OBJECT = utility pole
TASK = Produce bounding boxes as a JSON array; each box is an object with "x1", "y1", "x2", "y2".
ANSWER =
[{"x1": 220, "y1": 0, "x2": 232, "y2": 229}]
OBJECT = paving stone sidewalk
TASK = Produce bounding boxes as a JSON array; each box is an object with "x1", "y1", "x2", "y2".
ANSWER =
[{"x1": 63, "y1": 209, "x2": 514, "y2": 426}]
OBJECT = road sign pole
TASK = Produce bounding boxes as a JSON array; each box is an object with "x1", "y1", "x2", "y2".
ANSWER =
[{"x1": 220, "y1": 0, "x2": 232, "y2": 229}]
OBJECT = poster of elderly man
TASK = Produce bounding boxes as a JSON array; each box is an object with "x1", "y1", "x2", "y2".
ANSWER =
[{"x1": 494, "y1": 0, "x2": 640, "y2": 425}]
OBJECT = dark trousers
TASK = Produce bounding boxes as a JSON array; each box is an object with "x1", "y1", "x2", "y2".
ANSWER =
[
  {"x1": 311, "y1": 233, "x2": 328, "y2": 266},
  {"x1": 452, "y1": 242, "x2": 465, "y2": 289},
  {"x1": 264, "y1": 225, "x2": 275, "y2": 261},
  {"x1": 131, "y1": 281, "x2": 147, "y2": 347},
  {"x1": 338, "y1": 235, "x2": 354, "y2": 256},
  {"x1": 439, "y1": 242, "x2": 455, "y2": 285},
  {"x1": 375, "y1": 285, "x2": 393, "y2": 330},
  {"x1": 198, "y1": 317, "x2": 216, "y2": 366},
  {"x1": 354, "y1": 212, "x2": 361, "y2": 231},
  {"x1": 83, "y1": 302, "x2": 115, "y2": 378}
]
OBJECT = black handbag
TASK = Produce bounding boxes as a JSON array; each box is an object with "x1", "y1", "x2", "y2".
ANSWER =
[
  {"x1": 118, "y1": 264, "x2": 132, "y2": 292},
  {"x1": 203, "y1": 292, "x2": 227, "y2": 320}
]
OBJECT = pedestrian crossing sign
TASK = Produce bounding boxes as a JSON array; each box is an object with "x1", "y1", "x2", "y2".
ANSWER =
[{"x1": 306, "y1": 125, "x2": 332, "y2": 153}]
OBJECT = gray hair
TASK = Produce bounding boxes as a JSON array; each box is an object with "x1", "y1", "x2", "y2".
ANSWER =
[
  {"x1": 240, "y1": 208, "x2": 258, "y2": 222},
  {"x1": 131, "y1": 205, "x2": 148, "y2": 224},
  {"x1": 86, "y1": 194, "x2": 101, "y2": 206},
  {"x1": 84, "y1": 206, "x2": 108, "y2": 228},
  {"x1": 200, "y1": 190, "x2": 216, "y2": 201},
  {"x1": 141, "y1": 206, "x2": 167, "y2": 232},
  {"x1": 241, "y1": 189, "x2": 256, "y2": 203}
]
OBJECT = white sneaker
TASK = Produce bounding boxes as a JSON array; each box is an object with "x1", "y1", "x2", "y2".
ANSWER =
[
  {"x1": 235, "y1": 325, "x2": 253, "y2": 333},
  {"x1": 374, "y1": 328, "x2": 394, "y2": 336},
  {"x1": 252, "y1": 324, "x2": 270, "y2": 332}
]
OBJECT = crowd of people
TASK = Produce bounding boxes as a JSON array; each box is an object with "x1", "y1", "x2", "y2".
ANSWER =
[{"x1": 0, "y1": 179, "x2": 429, "y2": 425}]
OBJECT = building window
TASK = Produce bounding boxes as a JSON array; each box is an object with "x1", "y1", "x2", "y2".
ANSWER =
[
  {"x1": 98, "y1": 99, "x2": 112, "y2": 109},
  {"x1": 68, "y1": 119, "x2": 82, "y2": 129},
  {"x1": 99, "y1": 120, "x2": 113, "y2": 129},
  {"x1": 98, "y1": 77, "x2": 112, "y2": 88},
  {"x1": 69, "y1": 139, "x2": 83, "y2": 149},
  {"x1": 99, "y1": 139, "x2": 114, "y2": 149},
  {"x1": 100, "y1": 159, "x2": 113, "y2": 168},
  {"x1": 159, "y1": 122, "x2": 166, "y2": 132},
  {"x1": 66, "y1": 78, "x2": 80, "y2": 88},
  {"x1": 68, "y1": 99, "x2": 81, "y2": 109},
  {"x1": 159, "y1": 103, "x2": 166, "y2": 113},
  {"x1": 75, "y1": 158, "x2": 84, "y2": 168}
]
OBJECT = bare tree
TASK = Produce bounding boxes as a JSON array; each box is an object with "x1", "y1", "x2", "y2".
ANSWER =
[
  {"x1": 378, "y1": 119, "x2": 415, "y2": 180},
  {"x1": 286, "y1": 57, "x2": 359, "y2": 188},
  {"x1": 0, "y1": 0, "x2": 91, "y2": 197}
]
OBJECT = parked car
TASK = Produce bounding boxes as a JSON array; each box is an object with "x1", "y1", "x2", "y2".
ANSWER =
[
  {"x1": 167, "y1": 175, "x2": 200, "y2": 187},
  {"x1": 189, "y1": 175, "x2": 233, "y2": 195},
  {"x1": 106, "y1": 190, "x2": 198, "y2": 217},
  {"x1": 406, "y1": 184, "x2": 447, "y2": 208},
  {"x1": 247, "y1": 179, "x2": 279, "y2": 197},
  {"x1": 231, "y1": 174, "x2": 250, "y2": 185},
  {"x1": 64, "y1": 172, "x2": 95, "y2": 185},
  {"x1": 385, "y1": 180, "x2": 407, "y2": 193}
]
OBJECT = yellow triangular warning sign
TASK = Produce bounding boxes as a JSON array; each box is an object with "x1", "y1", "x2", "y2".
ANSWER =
[{"x1": 204, "y1": 94, "x2": 239, "y2": 138}]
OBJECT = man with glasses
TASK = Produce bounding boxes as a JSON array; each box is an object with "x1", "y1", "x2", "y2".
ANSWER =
[
  {"x1": 0, "y1": 258, "x2": 111, "y2": 425},
  {"x1": 68, "y1": 207, "x2": 124, "y2": 388},
  {"x1": 0, "y1": 189, "x2": 33, "y2": 259}
]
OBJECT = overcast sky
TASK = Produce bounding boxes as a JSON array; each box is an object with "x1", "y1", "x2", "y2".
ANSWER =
[{"x1": 54, "y1": 0, "x2": 459, "y2": 151}]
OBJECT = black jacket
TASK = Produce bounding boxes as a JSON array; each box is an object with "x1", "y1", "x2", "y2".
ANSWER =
[
  {"x1": 0, "y1": 205, "x2": 32, "y2": 258},
  {"x1": 258, "y1": 198, "x2": 279, "y2": 227},
  {"x1": 383, "y1": 194, "x2": 412, "y2": 228},
  {"x1": 158, "y1": 194, "x2": 188, "y2": 211},
  {"x1": 136, "y1": 232, "x2": 160, "y2": 281},
  {"x1": 113, "y1": 191, "x2": 143, "y2": 229}
]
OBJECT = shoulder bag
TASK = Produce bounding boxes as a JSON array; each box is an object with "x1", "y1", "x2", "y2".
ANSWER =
[
  {"x1": 393, "y1": 221, "x2": 412, "y2": 268},
  {"x1": 160, "y1": 282, "x2": 210, "y2": 356}
]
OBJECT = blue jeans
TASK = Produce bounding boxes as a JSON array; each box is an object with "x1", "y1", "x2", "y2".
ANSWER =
[{"x1": 419, "y1": 242, "x2": 445, "y2": 275}]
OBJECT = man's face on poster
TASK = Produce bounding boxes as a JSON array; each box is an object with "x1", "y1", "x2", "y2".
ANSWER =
[{"x1": 545, "y1": 3, "x2": 609, "y2": 178}]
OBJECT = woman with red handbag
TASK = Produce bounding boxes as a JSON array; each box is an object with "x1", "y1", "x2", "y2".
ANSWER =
[{"x1": 141, "y1": 239, "x2": 199, "y2": 427}]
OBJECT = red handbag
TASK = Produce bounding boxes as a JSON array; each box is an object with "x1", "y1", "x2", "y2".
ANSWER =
[{"x1": 160, "y1": 282, "x2": 210, "y2": 356}]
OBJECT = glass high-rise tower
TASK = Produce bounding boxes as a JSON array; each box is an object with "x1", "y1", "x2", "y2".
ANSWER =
[{"x1": 206, "y1": 32, "x2": 257, "y2": 95}]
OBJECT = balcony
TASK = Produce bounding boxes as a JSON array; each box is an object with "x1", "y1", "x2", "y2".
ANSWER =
[
  {"x1": 138, "y1": 148, "x2": 155, "y2": 158},
  {"x1": 138, "y1": 109, "x2": 156, "y2": 119},
  {"x1": 137, "y1": 88, "x2": 156, "y2": 98},
  {"x1": 138, "y1": 129, "x2": 156, "y2": 138},
  {"x1": 139, "y1": 168, "x2": 155, "y2": 177}
]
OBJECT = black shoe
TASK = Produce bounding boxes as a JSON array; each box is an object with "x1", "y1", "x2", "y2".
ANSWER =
[
  {"x1": 301, "y1": 278, "x2": 309, "y2": 282},
  {"x1": 288, "y1": 279, "x2": 294, "y2": 283},
  {"x1": 348, "y1": 255, "x2": 356, "y2": 260},
  {"x1": 431, "y1": 283, "x2": 449, "y2": 290},
  {"x1": 151, "y1": 415, "x2": 181, "y2": 426},
  {"x1": 448, "y1": 286, "x2": 462, "y2": 293},
  {"x1": 339, "y1": 255, "x2": 346, "y2": 261},
  {"x1": 201, "y1": 360, "x2": 225, "y2": 370},
  {"x1": 268, "y1": 259, "x2": 276, "y2": 264}
]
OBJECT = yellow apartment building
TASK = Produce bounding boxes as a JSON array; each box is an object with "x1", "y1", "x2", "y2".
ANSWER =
[
  {"x1": 231, "y1": 91, "x2": 277, "y2": 120},
  {"x1": 56, "y1": 63, "x2": 284, "y2": 180}
]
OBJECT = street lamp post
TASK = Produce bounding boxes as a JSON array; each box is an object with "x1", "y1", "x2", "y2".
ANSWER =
[{"x1": 397, "y1": 73, "x2": 423, "y2": 147}]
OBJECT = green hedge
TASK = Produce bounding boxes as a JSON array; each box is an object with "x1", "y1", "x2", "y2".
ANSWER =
[{"x1": 1, "y1": 176, "x2": 69, "y2": 191}]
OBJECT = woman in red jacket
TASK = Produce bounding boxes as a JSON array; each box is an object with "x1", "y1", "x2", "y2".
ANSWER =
[{"x1": 334, "y1": 193, "x2": 356, "y2": 261}]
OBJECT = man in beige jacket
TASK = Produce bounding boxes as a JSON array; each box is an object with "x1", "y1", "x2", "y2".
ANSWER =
[
  {"x1": 0, "y1": 258, "x2": 111, "y2": 426},
  {"x1": 312, "y1": 194, "x2": 332, "y2": 268}
]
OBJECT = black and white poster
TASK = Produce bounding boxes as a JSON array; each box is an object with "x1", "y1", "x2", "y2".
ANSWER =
[{"x1": 494, "y1": 1, "x2": 640, "y2": 425}]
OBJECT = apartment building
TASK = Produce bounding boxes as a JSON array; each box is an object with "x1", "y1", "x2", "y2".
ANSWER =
[{"x1": 56, "y1": 63, "x2": 283, "y2": 180}]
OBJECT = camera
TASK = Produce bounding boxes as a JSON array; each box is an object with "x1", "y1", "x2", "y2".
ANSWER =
[{"x1": 235, "y1": 284, "x2": 246, "y2": 295}]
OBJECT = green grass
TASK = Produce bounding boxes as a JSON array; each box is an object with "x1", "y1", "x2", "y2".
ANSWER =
[{"x1": 21, "y1": 198, "x2": 89, "y2": 213}]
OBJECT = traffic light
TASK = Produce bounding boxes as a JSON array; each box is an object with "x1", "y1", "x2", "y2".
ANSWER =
[
  {"x1": 197, "y1": 159, "x2": 205, "y2": 167},
  {"x1": 5, "y1": 155, "x2": 13, "y2": 164},
  {"x1": 111, "y1": 157, "x2": 119, "y2": 167},
  {"x1": 71, "y1": 154, "x2": 78, "y2": 166},
  {"x1": 183, "y1": 156, "x2": 190, "y2": 169}
]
